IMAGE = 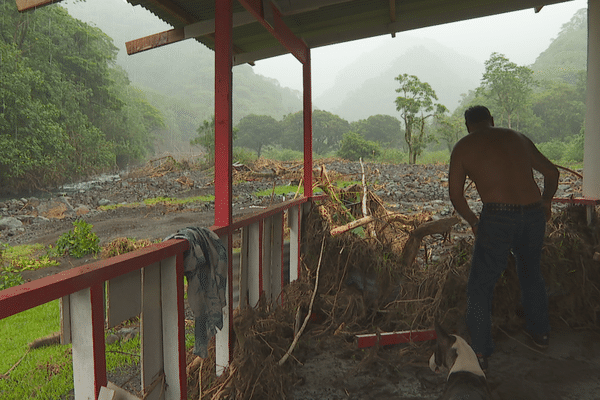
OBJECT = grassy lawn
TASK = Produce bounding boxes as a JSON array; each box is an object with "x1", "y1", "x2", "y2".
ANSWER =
[{"x1": 0, "y1": 299, "x2": 148, "y2": 399}]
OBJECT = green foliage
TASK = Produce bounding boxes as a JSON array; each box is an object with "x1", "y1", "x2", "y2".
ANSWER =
[
  {"x1": 52, "y1": 220, "x2": 100, "y2": 258},
  {"x1": 394, "y1": 73, "x2": 447, "y2": 164},
  {"x1": 233, "y1": 147, "x2": 258, "y2": 165},
  {"x1": 0, "y1": 269, "x2": 24, "y2": 291},
  {"x1": 337, "y1": 131, "x2": 381, "y2": 161},
  {"x1": 191, "y1": 115, "x2": 216, "y2": 162},
  {"x1": 1, "y1": 243, "x2": 59, "y2": 290},
  {"x1": 0, "y1": 1, "x2": 163, "y2": 190},
  {"x1": 434, "y1": 114, "x2": 465, "y2": 152},
  {"x1": 261, "y1": 147, "x2": 303, "y2": 161},
  {"x1": 351, "y1": 115, "x2": 403, "y2": 148},
  {"x1": 373, "y1": 148, "x2": 408, "y2": 164},
  {"x1": 476, "y1": 53, "x2": 534, "y2": 130},
  {"x1": 281, "y1": 110, "x2": 351, "y2": 154},
  {"x1": 537, "y1": 134, "x2": 584, "y2": 163}
]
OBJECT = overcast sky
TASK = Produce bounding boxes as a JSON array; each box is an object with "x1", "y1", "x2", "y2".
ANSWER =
[{"x1": 252, "y1": 0, "x2": 587, "y2": 97}]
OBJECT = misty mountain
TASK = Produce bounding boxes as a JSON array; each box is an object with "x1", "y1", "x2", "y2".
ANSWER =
[
  {"x1": 316, "y1": 38, "x2": 484, "y2": 122},
  {"x1": 63, "y1": 0, "x2": 302, "y2": 126},
  {"x1": 531, "y1": 8, "x2": 587, "y2": 84}
]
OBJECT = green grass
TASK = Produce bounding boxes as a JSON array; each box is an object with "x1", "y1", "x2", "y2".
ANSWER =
[
  {"x1": 0, "y1": 300, "x2": 73, "y2": 400},
  {"x1": 0, "y1": 300, "x2": 145, "y2": 399},
  {"x1": 99, "y1": 195, "x2": 215, "y2": 210}
]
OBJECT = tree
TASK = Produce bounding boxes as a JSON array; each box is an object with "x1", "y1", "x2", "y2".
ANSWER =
[
  {"x1": 394, "y1": 74, "x2": 447, "y2": 164},
  {"x1": 435, "y1": 114, "x2": 465, "y2": 153},
  {"x1": 280, "y1": 110, "x2": 351, "y2": 155},
  {"x1": 476, "y1": 53, "x2": 534, "y2": 129},
  {"x1": 191, "y1": 115, "x2": 216, "y2": 162},
  {"x1": 235, "y1": 114, "x2": 279, "y2": 158},
  {"x1": 337, "y1": 132, "x2": 381, "y2": 161},
  {"x1": 530, "y1": 80, "x2": 585, "y2": 143},
  {"x1": 351, "y1": 114, "x2": 403, "y2": 148}
]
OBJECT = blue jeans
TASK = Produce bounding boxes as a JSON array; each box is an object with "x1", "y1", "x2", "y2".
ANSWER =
[{"x1": 466, "y1": 202, "x2": 549, "y2": 357}]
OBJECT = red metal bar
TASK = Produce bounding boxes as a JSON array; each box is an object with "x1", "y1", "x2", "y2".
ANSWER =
[
  {"x1": 356, "y1": 329, "x2": 437, "y2": 349},
  {"x1": 214, "y1": 0, "x2": 233, "y2": 228},
  {"x1": 215, "y1": 0, "x2": 234, "y2": 366},
  {"x1": 258, "y1": 220, "x2": 264, "y2": 295},
  {"x1": 237, "y1": 0, "x2": 308, "y2": 64},
  {"x1": 552, "y1": 197, "x2": 600, "y2": 205},
  {"x1": 91, "y1": 283, "x2": 108, "y2": 398},
  {"x1": 0, "y1": 240, "x2": 188, "y2": 320},
  {"x1": 303, "y1": 51, "x2": 313, "y2": 197}
]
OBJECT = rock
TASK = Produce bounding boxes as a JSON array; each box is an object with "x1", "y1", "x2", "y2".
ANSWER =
[
  {"x1": 106, "y1": 334, "x2": 120, "y2": 345},
  {"x1": 0, "y1": 217, "x2": 23, "y2": 230},
  {"x1": 75, "y1": 205, "x2": 90, "y2": 216},
  {"x1": 98, "y1": 199, "x2": 113, "y2": 207}
]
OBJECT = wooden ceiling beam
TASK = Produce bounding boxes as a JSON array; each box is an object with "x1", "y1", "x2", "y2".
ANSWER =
[
  {"x1": 126, "y1": 11, "x2": 255, "y2": 55},
  {"x1": 238, "y1": 0, "x2": 308, "y2": 64},
  {"x1": 16, "y1": 0, "x2": 61, "y2": 12}
]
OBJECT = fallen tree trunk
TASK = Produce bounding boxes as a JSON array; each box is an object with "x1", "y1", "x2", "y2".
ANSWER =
[{"x1": 401, "y1": 217, "x2": 460, "y2": 267}]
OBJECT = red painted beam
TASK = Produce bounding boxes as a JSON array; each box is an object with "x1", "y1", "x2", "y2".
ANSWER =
[
  {"x1": 0, "y1": 240, "x2": 188, "y2": 320},
  {"x1": 356, "y1": 329, "x2": 437, "y2": 349},
  {"x1": 237, "y1": 0, "x2": 308, "y2": 64},
  {"x1": 552, "y1": 197, "x2": 600, "y2": 205},
  {"x1": 91, "y1": 284, "x2": 108, "y2": 398},
  {"x1": 303, "y1": 54, "x2": 313, "y2": 197},
  {"x1": 214, "y1": 0, "x2": 233, "y2": 228}
]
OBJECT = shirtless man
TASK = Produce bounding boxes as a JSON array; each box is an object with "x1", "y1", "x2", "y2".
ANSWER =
[{"x1": 448, "y1": 105, "x2": 559, "y2": 371}]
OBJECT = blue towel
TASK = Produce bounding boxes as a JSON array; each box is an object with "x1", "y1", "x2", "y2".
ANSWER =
[{"x1": 164, "y1": 227, "x2": 228, "y2": 357}]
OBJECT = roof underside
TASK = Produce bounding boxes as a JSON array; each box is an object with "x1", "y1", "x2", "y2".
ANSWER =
[{"x1": 124, "y1": 0, "x2": 574, "y2": 65}]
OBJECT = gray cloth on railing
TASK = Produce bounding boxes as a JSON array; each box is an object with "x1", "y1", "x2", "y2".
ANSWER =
[{"x1": 164, "y1": 227, "x2": 227, "y2": 357}]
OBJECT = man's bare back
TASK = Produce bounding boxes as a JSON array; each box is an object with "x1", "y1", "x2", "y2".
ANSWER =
[{"x1": 448, "y1": 110, "x2": 559, "y2": 228}]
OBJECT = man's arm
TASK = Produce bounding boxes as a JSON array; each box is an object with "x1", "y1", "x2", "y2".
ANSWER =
[
  {"x1": 528, "y1": 138, "x2": 559, "y2": 220},
  {"x1": 448, "y1": 148, "x2": 479, "y2": 231}
]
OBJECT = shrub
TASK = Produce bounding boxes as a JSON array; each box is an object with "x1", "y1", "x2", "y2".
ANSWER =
[
  {"x1": 52, "y1": 220, "x2": 101, "y2": 258},
  {"x1": 337, "y1": 131, "x2": 381, "y2": 161}
]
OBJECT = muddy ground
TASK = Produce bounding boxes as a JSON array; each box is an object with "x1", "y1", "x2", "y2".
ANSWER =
[{"x1": 2, "y1": 159, "x2": 600, "y2": 399}]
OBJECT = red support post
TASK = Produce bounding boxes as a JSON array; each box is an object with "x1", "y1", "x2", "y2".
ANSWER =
[
  {"x1": 303, "y1": 52, "x2": 313, "y2": 198},
  {"x1": 214, "y1": 0, "x2": 233, "y2": 228},
  {"x1": 214, "y1": 0, "x2": 235, "y2": 368},
  {"x1": 91, "y1": 283, "x2": 107, "y2": 398}
]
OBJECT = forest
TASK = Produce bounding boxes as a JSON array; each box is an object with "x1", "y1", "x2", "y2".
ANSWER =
[{"x1": 0, "y1": 1, "x2": 588, "y2": 193}]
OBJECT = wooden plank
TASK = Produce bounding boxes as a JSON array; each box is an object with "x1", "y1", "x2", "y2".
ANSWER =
[
  {"x1": 160, "y1": 256, "x2": 185, "y2": 400},
  {"x1": 239, "y1": 226, "x2": 249, "y2": 307},
  {"x1": 247, "y1": 222, "x2": 261, "y2": 307},
  {"x1": 71, "y1": 286, "x2": 107, "y2": 399},
  {"x1": 98, "y1": 386, "x2": 116, "y2": 400},
  {"x1": 107, "y1": 269, "x2": 141, "y2": 328},
  {"x1": 126, "y1": 28, "x2": 185, "y2": 55},
  {"x1": 215, "y1": 234, "x2": 232, "y2": 377},
  {"x1": 356, "y1": 329, "x2": 436, "y2": 349},
  {"x1": 141, "y1": 263, "x2": 164, "y2": 400},
  {"x1": 262, "y1": 216, "x2": 273, "y2": 302},
  {"x1": 107, "y1": 382, "x2": 143, "y2": 400},
  {"x1": 288, "y1": 205, "x2": 300, "y2": 282},
  {"x1": 271, "y1": 213, "x2": 284, "y2": 305}
]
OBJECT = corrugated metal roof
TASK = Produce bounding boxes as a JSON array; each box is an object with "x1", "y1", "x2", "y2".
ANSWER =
[{"x1": 17, "y1": 0, "x2": 574, "y2": 64}]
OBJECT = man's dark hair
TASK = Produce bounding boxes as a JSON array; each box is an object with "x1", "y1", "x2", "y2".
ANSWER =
[{"x1": 464, "y1": 106, "x2": 493, "y2": 124}]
